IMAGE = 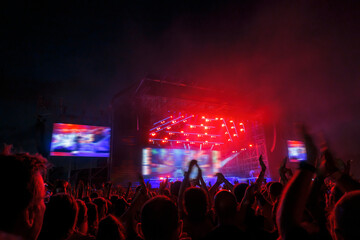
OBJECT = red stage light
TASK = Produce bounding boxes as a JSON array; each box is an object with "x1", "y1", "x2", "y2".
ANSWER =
[
  {"x1": 240, "y1": 129, "x2": 245, "y2": 132},
  {"x1": 233, "y1": 134, "x2": 237, "y2": 137},
  {"x1": 222, "y1": 124, "x2": 225, "y2": 127},
  {"x1": 186, "y1": 139, "x2": 189, "y2": 141},
  {"x1": 228, "y1": 139, "x2": 231, "y2": 141},
  {"x1": 239, "y1": 122, "x2": 243, "y2": 125},
  {"x1": 202, "y1": 116, "x2": 205, "y2": 119},
  {"x1": 249, "y1": 144, "x2": 253, "y2": 147},
  {"x1": 230, "y1": 120, "x2": 233, "y2": 123},
  {"x1": 181, "y1": 131, "x2": 184, "y2": 133},
  {"x1": 151, "y1": 132, "x2": 156, "y2": 136},
  {"x1": 204, "y1": 133, "x2": 208, "y2": 135},
  {"x1": 197, "y1": 134, "x2": 201, "y2": 137}
]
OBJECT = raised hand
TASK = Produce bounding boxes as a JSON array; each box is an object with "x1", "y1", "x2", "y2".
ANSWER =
[
  {"x1": 215, "y1": 172, "x2": 224, "y2": 185},
  {"x1": 189, "y1": 159, "x2": 197, "y2": 170},
  {"x1": 259, "y1": 154, "x2": 266, "y2": 171},
  {"x1": 299, "y1": 125, "x2": 318, "y2": 166},
  {"x1": 317, "y1": 140, "x2": 339, "y2": 178}
]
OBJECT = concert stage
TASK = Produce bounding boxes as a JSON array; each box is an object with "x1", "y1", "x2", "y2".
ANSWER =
[{"x1": 110, "y1": 78, "x2": 270, "y2": 184}]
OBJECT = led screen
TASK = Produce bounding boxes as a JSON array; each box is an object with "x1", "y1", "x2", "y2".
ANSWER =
[
  {"x1": 142, "y1": 148, "x2": 221, "y2": 179},
  {"x1": 287, "y1": 140, "x2": 307, "y2": 162},
  {"x1": 50, "y1": 123, "x2": 111, "y2": 157}
]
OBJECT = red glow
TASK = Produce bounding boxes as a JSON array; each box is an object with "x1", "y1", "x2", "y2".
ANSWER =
[{"x1": 249, "y1": 144, "x2": 253, "y2": 147}]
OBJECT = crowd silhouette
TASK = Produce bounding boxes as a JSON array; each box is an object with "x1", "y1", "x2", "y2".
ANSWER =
[{"x1": 0, "y1": 126, "x2": 359, "y2": 240}]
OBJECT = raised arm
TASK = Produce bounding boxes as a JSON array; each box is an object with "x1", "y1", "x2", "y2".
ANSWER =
[
  {"x1": 178, "y1": 160, "x2": 197, "y2": 215},
  {"x1": 217, "y1": 173, "x2": 234, "y2": 191},
  {"x1": 209, "y1": 173, "x2": 223, "y2": 199},
  {"x1": 279, "y1": 157, "x2": 289, "y2": 185},
  {"x1": 319, "y1": 146, "x2": 360, "y2": 193},
  {"x1": 195, "y1": 163, "x2": 214, "y2": 208},
  {"x1": 277, "y1": 126, "x2": 317, "y2": 239},
  {"x1": 254, "y1": 154, "x2": 266, "y2": 189}
]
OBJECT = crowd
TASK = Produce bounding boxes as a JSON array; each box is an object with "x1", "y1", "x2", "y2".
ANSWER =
[{"x1": 0, "y1": 126, "x2": 359, "y2": 240}]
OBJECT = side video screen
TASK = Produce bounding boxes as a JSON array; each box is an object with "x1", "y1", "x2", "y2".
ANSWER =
[
  {"x1": 50, "y1": 123, "x2": 111, "y2": 157},
  {"x1": 142, "y1": 148, "x2": 221, "y2": 179}
]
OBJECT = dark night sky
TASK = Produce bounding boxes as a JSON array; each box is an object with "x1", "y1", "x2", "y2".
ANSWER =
[{"x1": 1, "y1": 0, "x2": 360, "y2": 172}]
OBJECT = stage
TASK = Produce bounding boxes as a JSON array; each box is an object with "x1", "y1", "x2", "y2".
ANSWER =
[{"x1": 110, "y1": 78, "x2": 270, "y2": 184}]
